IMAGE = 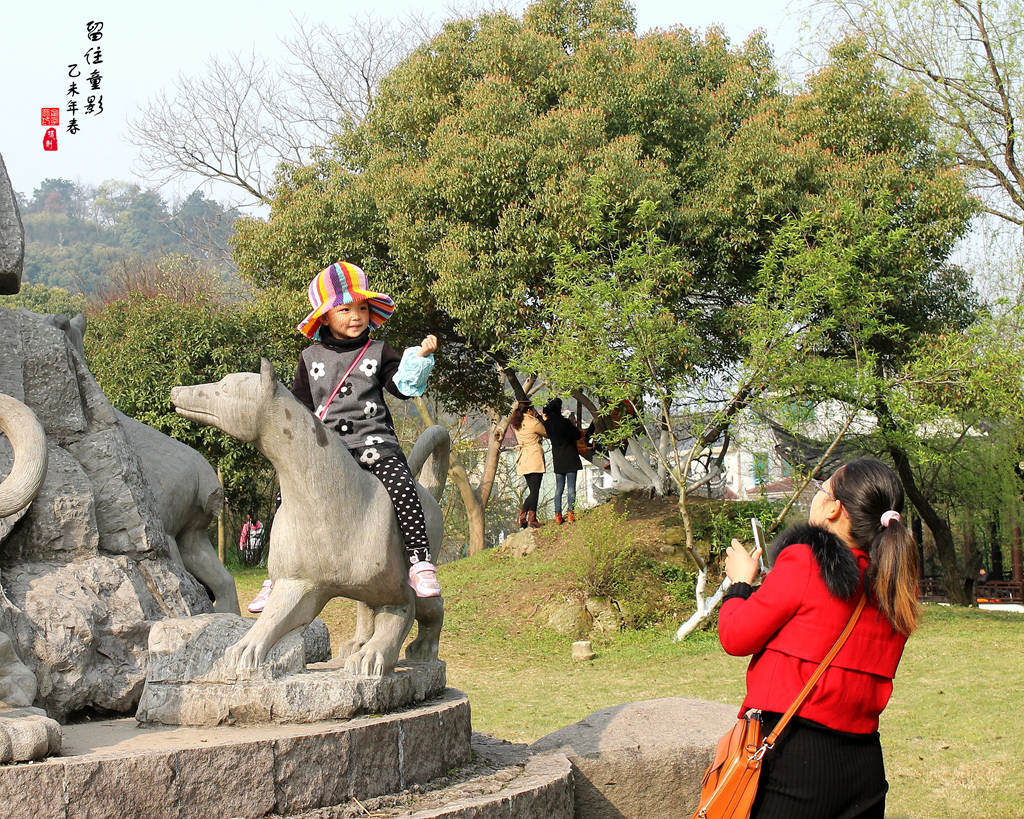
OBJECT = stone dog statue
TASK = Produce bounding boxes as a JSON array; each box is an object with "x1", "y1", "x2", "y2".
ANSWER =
[
  {"x1": 51, "y1": 312, "x2": 239, "y2": 614},
  {"x1": 171, "y1": 359, "x2": 449, "y2": 677}
]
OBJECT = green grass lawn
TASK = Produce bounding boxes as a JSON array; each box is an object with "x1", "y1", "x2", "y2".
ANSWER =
[{"x1": 231, "y1": 510, "x2": 1024, "y2": 819}]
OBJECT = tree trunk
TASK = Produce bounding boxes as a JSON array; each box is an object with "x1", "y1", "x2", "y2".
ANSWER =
[
  {"x1": 412, "y1": 398, "x2": 509, "y2": 557},
  {"x1": 607, "y1": 447, "x2": 653, "y2": 491},
  {"x1": 888, "y1": 445, "x2": 970, "y2": 605},
  {"x1": 449, "y1": 462, "x2": 486, "y2": 556},
  {"x1": 962, "y1": 508, "x2": 980, "y2": 603},
  {"x1": 1012, "y1": 517, "x2": 1023, "y2": 584},
  {"x1": 989, "y1": 511, "x2": 1003, "y2": 580},
  {"x1": 912, "y1": 512, "x2": 924, "y2": 574},
  {"x1": 216, "y1": 463, "x2": 226, "y2": 564},
  {"x1": 674, "y1": 573, "x2": 729, "y2": 641}
]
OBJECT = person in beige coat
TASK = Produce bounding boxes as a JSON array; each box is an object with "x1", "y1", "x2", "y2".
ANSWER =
[{"x1": 510, "y1": 401, "x2": 547, "y2": 528}]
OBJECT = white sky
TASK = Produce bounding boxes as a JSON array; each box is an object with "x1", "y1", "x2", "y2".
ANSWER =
[{"x1": 2, "y1": 0, "x2": 808, "y2": 206}]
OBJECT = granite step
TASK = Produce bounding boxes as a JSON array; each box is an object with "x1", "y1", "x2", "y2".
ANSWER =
[{"x1": 280, "y1": 733, "x2": 574, "y2": 818}]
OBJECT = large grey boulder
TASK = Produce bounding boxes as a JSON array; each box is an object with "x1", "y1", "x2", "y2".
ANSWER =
[
  {"x1": 0, "y1": 631, "x2": 35, "y2": 707},
  {"x1": 116, "y1": 409, "x2": 239, "y2": 614},
  {"x1": 49, "y1": 312, "x2": 239, "y2": 614},
  {"x1": 0, "y1": 309, "x2": 213, "y2": 721},
  {"x1": 0, "y1": 153, "x2": 23, "y2": 296},
  {"x1": 531, "y1": 697, "x2": 738, "y2": 819}
]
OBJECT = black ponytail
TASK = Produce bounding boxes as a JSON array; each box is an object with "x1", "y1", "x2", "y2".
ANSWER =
[{"x1": 830, "y1": 458, "x2": 920, "y2": 634}]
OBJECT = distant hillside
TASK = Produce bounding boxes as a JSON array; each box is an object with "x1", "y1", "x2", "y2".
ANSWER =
[{"x1": 16, "y1": 178, "x2": 240, "y2": 294}]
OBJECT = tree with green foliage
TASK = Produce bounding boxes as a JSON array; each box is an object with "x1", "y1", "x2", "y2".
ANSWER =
[
  {"x1": 0, "y1": 282, "x2": 86, "y2": 316},
  {"x1": 517, "y1": 38, "x2": 1022, "y2": 616},
  {"x1": 83, "y1": 291, "x2": 300, "y2": 526},
  {"x1": 18, "y1": 179, "x2": 240, "y2": 295},
  {"x1": 232, "y1": 0, "x2": 786, "y2": 551},
  {"x1": 792, "y1": 40, "x2": 1024, "y2": 605},
  {"x1": 23, "y1": 178, "x2": 88, "y2": 218}
]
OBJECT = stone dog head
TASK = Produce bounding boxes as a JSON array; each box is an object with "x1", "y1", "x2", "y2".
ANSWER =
[{"x1": 171, "y1": 359, "x2": 278, "y2": 444}]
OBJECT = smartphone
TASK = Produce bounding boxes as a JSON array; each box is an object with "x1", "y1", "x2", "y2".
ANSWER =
[{"x1": 750, "y1": 518, "x2": 767, "y2": 573}]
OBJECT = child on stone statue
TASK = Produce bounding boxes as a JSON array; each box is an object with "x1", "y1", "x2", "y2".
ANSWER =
[{"x1": 291, "y1": 261, "x2": 441, "y2": 598}]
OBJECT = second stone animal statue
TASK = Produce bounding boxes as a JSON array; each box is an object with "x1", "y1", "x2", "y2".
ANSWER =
[{"x1": 53, "y1": 312, "x2": 240, "y2": 615}]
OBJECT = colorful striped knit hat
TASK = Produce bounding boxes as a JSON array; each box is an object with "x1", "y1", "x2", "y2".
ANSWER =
[{"x1": 297, "y1": 261, "x2": 396, "y2": 339}]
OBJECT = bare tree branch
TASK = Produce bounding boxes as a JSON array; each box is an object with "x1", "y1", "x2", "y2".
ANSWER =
[
  {"x1": 818, "y1": 0, "x2": 1024, "y2": 229},
  {"x1": 128, "y1": 14, "x2": 434, "y2": 205}
]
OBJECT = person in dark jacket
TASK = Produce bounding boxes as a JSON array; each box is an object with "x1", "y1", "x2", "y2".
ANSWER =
[
  {"x1": 720, "y1": 458, "x2": 920, "y2": 818},
  {"x1": 542, "y1": 398, "x2": 583, "y2": 524}
]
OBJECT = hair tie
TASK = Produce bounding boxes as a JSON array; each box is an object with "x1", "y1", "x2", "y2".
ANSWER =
[{"x1": 880, "y1": 510, "x2": 901, "y2": 528}]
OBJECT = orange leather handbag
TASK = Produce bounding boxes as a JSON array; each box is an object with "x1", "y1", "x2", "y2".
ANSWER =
[{"x1": 691, "y1": 593, "x2": 867, "y2": 819}]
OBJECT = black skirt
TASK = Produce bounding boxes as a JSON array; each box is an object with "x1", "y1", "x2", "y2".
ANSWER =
[{"x1": 751, "y1": 712, "x2": 887, "y2": 819}]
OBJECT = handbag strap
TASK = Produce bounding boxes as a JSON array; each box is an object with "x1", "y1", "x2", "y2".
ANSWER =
[
  {"x1": 763, "y1": 591, "x2": 867, "y2": 748},
  {"x1": 316, "y1": 339, "x2": 372, "y2": 421}
]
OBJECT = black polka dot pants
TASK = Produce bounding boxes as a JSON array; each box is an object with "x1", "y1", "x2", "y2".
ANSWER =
[{"x1": 362, "y1": 455, "x2": 432, "y2": 565}]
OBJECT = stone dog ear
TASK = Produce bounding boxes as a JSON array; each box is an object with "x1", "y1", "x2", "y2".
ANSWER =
[{"x1": 260, "y1": 358, "x2": 277, "y2": 394}]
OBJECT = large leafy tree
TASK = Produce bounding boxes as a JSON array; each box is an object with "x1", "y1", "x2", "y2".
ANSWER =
[
  {"x1": 233, "y1": 0, "x2": 782, "y2": 399},
  {"x1": 517, "y1": 39, "x2": 1020, "y2": 612},
  {"x1": 791, "y1": 42, "x2": 1024, "y2": 605},
  {"x1": 232, "y1": 0, "x2": 789, "y2": 551},
  {"x1": 84, "y1": 290, "x2": 297, "y2": 524}
]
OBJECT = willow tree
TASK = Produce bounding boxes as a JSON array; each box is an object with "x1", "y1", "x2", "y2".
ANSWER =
[{"x1": 516, "y1": 39, "x2": 1016, "y2": 619}]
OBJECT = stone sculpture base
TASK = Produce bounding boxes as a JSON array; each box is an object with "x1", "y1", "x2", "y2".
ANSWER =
[
  {"x1": 138, "y1": 660, "x2": 448, "y2": 727},
  {"x1": 136, "y1": 614, "x2": 445, "y2": 726},
  {"x1": 0, "y1": 690, "x2": 471, "y2": 819},
  {"x1": 0, "y1": 696, "x2": 738, "y2": 818}
]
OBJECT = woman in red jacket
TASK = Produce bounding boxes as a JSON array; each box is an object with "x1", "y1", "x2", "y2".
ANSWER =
[{"x1": 720, "y1": 458, "x2": 920, "y2": 818}]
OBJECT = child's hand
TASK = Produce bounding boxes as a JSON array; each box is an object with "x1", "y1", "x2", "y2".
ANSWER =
[
  {"x1": 725, "y1": 538, "x2": 761, "y2": 585},
  {"x1": 418, "y1": 334, "x2": 438, "y2": 356}
]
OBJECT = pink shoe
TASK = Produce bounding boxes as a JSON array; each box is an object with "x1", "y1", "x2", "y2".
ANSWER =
[
  {"x1": 409, "y1": 561, "x2": 441, "y2": 598},
  {"x1": 247, "y1": 579, "x2": 272, "y2": 613}
]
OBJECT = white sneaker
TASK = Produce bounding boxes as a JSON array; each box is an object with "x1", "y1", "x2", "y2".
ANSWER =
[
  {"x1": 247, "y1": 579, "x2": 273, "y2": 613},
  {"x1": 409, "y1": 561, "x2": 441, "y2": 598}
]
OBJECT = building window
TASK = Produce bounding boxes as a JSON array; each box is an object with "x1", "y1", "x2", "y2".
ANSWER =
[{"x1": 753, "y1": 452, "x2": 769, "y2": 485}]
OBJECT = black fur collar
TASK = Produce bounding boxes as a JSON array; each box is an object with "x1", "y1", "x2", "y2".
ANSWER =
[{"x1": 769, "y1": 523, "x2": 861, "y2": 600}]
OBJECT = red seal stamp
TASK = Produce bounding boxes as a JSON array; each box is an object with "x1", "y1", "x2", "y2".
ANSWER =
[
  {"x1": 43, "y1": 128, "x2": 58, "y2": 151},
  {"x1": 41, "y1": 108, "x2": 60, "y2": 126}
]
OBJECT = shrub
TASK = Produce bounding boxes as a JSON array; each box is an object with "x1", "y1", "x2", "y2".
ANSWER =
[
  {"x1": 680, "y1": 498, "x2": 780, "y2": 565},
  {"x1": 567, "y1": 506, "x2": 696, "y2": 628}
]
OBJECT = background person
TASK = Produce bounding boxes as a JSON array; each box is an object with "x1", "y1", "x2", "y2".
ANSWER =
[
  {"x1": 719, "y1": 458, "x2": 920, "y2": 818},
  {"x1": 238, "y1": 508, "x2": 264, "y2": 566},
  {"x1": 542, "y1": 397, "x2": 582, "y2": 524},
  {"x1": 510, "y1": 401, "x2": 546, "y2": 529}
]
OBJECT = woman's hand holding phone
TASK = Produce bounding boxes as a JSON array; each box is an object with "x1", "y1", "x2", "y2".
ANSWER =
[{"x1": 725, "y1": 539, "x2": 761, "y2": 585}]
